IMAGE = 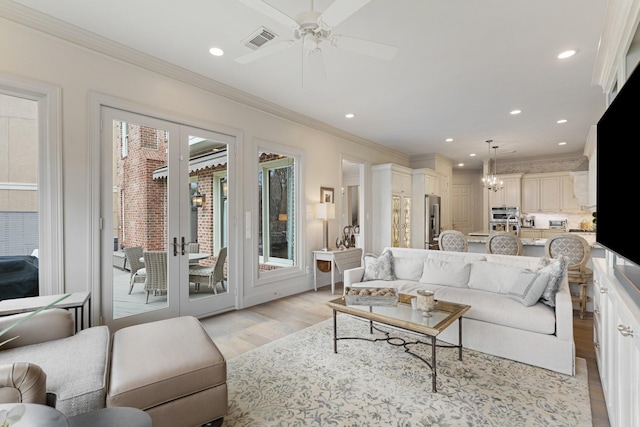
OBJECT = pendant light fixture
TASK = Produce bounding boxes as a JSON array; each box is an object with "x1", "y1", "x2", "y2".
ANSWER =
[{"x1": 482, "y1": 140, "x2": 504, "y2": 192}]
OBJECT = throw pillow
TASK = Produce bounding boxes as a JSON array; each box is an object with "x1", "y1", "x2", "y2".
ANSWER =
[
  {"x1": 504, "y1": 270, "x2": 551, "y2": 307},
  {"x1": 467, "y1": 262, "x2": 525, "y2": 294},
  {"x1": 419, "y1": 259, "x2": 470, "y2": 287},
  {"x1": 393, "y1": 257, "x2": 425, "y2": 281},
  {"x1": 537, "y1": 256, "x2": 569, "y2": 307},
  {"x1": 362, "y1": 250, "x2": 395, "y2": 281}
]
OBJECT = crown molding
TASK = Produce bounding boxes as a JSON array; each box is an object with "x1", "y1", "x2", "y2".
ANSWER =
[
  {"x1": 592, "y1": 0, "x2": 640, "y2": 93},
  {"x1": 0, "y1": 0, "x2": 407, "y2": 160}
]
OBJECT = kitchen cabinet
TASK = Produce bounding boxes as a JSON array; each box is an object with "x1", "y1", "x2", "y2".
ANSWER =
[
  {"x1": 521, "y1": 177, "x2": 540, "y2": 212},
  {"x1": 424, "y1": 169, "x2": 439, "y2": 195},
  {"x1": 488, "y1": 174, "x2": 522, "y2": 208},
  {"x1": 372, "y1": 163, "x2": 413, "y2": 253},
  {"x1": 520, "y1": 229, "x2": 542, "y2": 238},
  {"x1": 540, "y1": 176, "x2": 561, "y2": 211},
  {"x1": 521, "y1": 172, "x2": 582, "y2": 213},
  {"x1": 519, "y1": 229, "x2": 563, "y2": 239},
  {"x1": 593, "y1": 259, "x2": 640, "y2": 427}
]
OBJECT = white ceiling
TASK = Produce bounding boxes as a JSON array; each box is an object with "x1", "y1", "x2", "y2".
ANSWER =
[{"x1": 11, "y1": 0, "x2": 608, "y2": 169}]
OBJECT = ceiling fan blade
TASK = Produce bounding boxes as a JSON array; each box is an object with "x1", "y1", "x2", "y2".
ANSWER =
[
  {"x1": 318, "y1": 0, "x2": 371, "y2": 30},
  {"x1": 330, "y1": 35, "x2": 398, "y2": 60},
  {"x1": 235, "y1": 0, "x2": 299, "y2": 30},
  {"x1": 235, "y1": 40, "x2": 295, "y2": 64}
]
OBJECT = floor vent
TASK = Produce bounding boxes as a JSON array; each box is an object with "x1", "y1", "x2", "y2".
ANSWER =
[{"x1": 243, "y1": 27, "x2": 277, "y2": 50}]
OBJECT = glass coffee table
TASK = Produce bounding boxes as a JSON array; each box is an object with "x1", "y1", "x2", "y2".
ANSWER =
[{"x1": 327, "y1": 293, "x2": 470, "y2": 392}]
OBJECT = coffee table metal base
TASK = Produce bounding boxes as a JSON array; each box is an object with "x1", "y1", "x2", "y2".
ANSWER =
[{"x1": 332, "y1": 310, "x2": 464, "y2": 393}]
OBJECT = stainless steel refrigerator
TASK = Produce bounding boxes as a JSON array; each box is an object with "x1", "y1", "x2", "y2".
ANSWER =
[{"x1": 425, "y1": 195, "x2": 441, "y2": 249}]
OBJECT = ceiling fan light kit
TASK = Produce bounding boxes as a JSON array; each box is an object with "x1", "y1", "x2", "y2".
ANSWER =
[{"x1": 235, "y1": 0, "x2": 398, "y2": 66}]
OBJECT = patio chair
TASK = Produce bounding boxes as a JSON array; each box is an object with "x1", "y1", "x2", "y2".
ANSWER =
[
  {"x1": 210, "y1": 247, "x2": 227, "y2": 293},
  {"x1": 123, "y1": 246, "x2": 146, "y2": 294},
  {"x1": 188, "y1": 242, "x2": 200, "y2": 265},
  {"x1": 188, "y1": 247, "x2": 227, "y2": 295},
  {"x1": 143, "y1": 251, "x2": 167, "y2": 303}
]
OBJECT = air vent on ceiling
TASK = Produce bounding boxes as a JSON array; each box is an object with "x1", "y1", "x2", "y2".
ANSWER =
[{"x1": 243, "y1": 27, "x2": 277, "y2": 50}]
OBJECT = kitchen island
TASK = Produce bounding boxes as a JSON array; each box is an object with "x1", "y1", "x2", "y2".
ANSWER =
[{"x1": 466, "y1": 230, "x2": 602, "y2": 258}]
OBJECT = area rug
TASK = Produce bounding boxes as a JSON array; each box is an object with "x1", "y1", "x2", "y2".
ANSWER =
[{"x1": 223, "y1": 315, "x2": 591, "y2": 426}]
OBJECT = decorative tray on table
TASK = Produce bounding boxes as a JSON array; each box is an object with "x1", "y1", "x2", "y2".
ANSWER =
[{"x1": 344, "y1": 287, "x2": 399, "y2": 306}]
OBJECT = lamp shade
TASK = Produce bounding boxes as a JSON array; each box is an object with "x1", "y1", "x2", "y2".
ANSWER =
[{"x1": 315, "y1": 203, "x2": 335, "y2": 220}]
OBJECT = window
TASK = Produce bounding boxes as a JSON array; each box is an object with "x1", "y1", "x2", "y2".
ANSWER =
[
  {"x1": 258, "y1": 154, "x2": 295, "y2": 268},
  {"x1": 0, "y1": 75, "x2": 63, "y2": 294}
]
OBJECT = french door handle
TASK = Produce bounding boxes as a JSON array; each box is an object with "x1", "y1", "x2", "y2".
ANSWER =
[
  {"x1": 172, "y1": 237, "x2": 179, "y2": 256},
  {"x1": 181, "y1": 237, "x2": 186, "y2": 256}
]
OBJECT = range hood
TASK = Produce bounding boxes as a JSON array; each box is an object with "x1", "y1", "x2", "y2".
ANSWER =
[{"x1": 570, "y1": 171, "x2": 590, "y2": 208}]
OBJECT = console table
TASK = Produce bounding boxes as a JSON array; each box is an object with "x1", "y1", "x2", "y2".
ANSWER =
[
  {"x1": 0, "y1": 292, "x2": 91, "y2": 331},
  {"x1": 312, "y1": 248, "x2": 363, "y2": 294}
]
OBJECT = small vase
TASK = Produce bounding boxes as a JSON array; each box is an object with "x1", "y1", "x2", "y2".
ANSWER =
[{"x1": 416, "y1": 290, "x2": 436, "y2": 317}]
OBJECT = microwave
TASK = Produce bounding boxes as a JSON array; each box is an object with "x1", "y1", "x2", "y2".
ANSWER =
[{"x1": 549, "y1": 220, "x2": 567, "y2": 229}]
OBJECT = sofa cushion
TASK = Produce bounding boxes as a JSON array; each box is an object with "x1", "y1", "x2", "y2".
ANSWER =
[
  {"x1": 362, "y1": 250, "x2": 395, "y2": 281},
  {"x1": 396, "y1": 283, "x2": 556, "y2": 335},
  {"x1": 537, "y1": 256, "x2": 569, "y2": 307},
  {"x1": 419, "y1": 259, "x2": 470, "y2": 288},
  {"x1": 504, "y1": 270, "x2": 551, "y2": 307},
  {"x1": 393, "y1": 257, "x2": 425, "y2": 281},
  {"x1": 0, "y1": 326, "x2": 110, "y2": 417},
  {"x1": 467, "y1": 262, "x2": 525, "y2": 294},
  {"x1": 427, "y1": 252, "x2": 487, "y2": 263}
]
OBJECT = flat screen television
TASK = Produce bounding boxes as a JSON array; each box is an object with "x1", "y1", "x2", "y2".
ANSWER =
[{"x1": 596, "y1": 60, "x2": 640, "y2": 292}]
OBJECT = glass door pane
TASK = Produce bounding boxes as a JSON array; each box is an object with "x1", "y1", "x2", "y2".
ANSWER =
[
  {"x1": 101, "y1": 107, "x2": 180, "y2": 329},
  {"x1": 181, "y1": 128, "x2": 235, "y2": 316}
]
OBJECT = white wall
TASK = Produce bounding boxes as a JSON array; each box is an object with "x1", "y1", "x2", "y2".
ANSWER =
[{"x1": 0, "y1": 14, "x2": 408, "y2": 312}]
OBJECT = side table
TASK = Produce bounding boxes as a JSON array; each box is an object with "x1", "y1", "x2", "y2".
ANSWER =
[{"x1": 312, "y1": 248, "x2": 363, "y2": 294}]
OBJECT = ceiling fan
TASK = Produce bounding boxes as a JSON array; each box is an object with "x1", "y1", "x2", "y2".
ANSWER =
[{"x1": 234, "y1": 0, "x2": 398, "y2": 67}]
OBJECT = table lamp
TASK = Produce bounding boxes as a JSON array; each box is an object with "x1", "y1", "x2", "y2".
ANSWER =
[{"x1": 316, "y1": 202, "x2": 335, "y2": 251}]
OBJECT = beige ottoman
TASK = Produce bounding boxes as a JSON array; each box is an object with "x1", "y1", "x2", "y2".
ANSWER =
[{"x1": 106, "y1": 316, "x2": 227, "y2": 427}]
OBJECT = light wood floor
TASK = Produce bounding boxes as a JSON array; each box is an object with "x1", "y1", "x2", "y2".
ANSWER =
[{"x1": 199, "y1": 284, "x2": 610, "y2": 427}]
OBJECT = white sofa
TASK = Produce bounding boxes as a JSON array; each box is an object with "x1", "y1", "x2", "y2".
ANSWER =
[{"x1": 344, "y1": 247, "x2": 575, "y2": 375}]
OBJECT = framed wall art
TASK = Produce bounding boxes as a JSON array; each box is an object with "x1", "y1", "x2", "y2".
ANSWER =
[{"x1": 320, "y1": 187, "x2": 334, "y2": 203}]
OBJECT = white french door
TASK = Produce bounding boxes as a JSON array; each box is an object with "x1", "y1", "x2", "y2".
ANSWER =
[{"x1": 100, "y1": 107, "x2": 235, "y2": 330}]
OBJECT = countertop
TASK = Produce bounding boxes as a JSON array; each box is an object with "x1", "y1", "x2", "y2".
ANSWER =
[{"x1": 466, "y1": 230, "x2": 599, "y2": 248}]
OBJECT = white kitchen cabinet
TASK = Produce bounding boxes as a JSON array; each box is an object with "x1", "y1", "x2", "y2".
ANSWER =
[
  {"x1": 488, "y1": 174, "x2": 522, "y2": 208},
  {"x1": 593, "y1": 259, "x2": 640, "y2": 427},
  {"x1": 391, "y1": 194, "x2": 411, "y2": 248},
  {"x1": 521, "y1": 177, "x2": 540, "y2": 212},
  {"x1": 521, "y1": 172, "x2": 582, "y2": 213},
  {"x1": 540, "y1": 175, "x2": 561, "y2": 211},
  {"x1": 520, "y1": 229, "x2": 542, "y2": 238},
  {"x1": 424, "y1": 169, "x2": 439, "y2": 195},
  {"x1": 372, "y1": 163, "x2": 413, "y2": 253}
]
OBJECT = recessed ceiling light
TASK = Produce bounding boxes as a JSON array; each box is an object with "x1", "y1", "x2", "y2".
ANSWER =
[
  {"x1": 445, "y1": 138, "x2": 453, "y2": 142},
  {"x1": 469, "y1": 153, "x2": 476, "y2": 157},
  {"x1": 457, "y1": 162, "x2": 464, "y2": 167},
  {"x1": 558, "y1": 141, "x2": 567, "y2": 146},
  {"x1": 510, "y1": 109, "x2": 522, "y2": 115},
  {"x1": 209, "y1": 47, "x2": 224, "y2": 56},
  {"x1": 345, "y1": 113, "x2": 355, "y2": 119},
  {"x1": 557, "y1": 50, "x2": 576, "y2": 59},
  {"x1": 557, "y1": 119, "x2": 568, "y2": 124}
]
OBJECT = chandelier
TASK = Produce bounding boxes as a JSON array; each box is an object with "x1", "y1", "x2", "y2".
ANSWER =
[{"x1": 482, "y1": 140, "x2": 504, "y2": 192}]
